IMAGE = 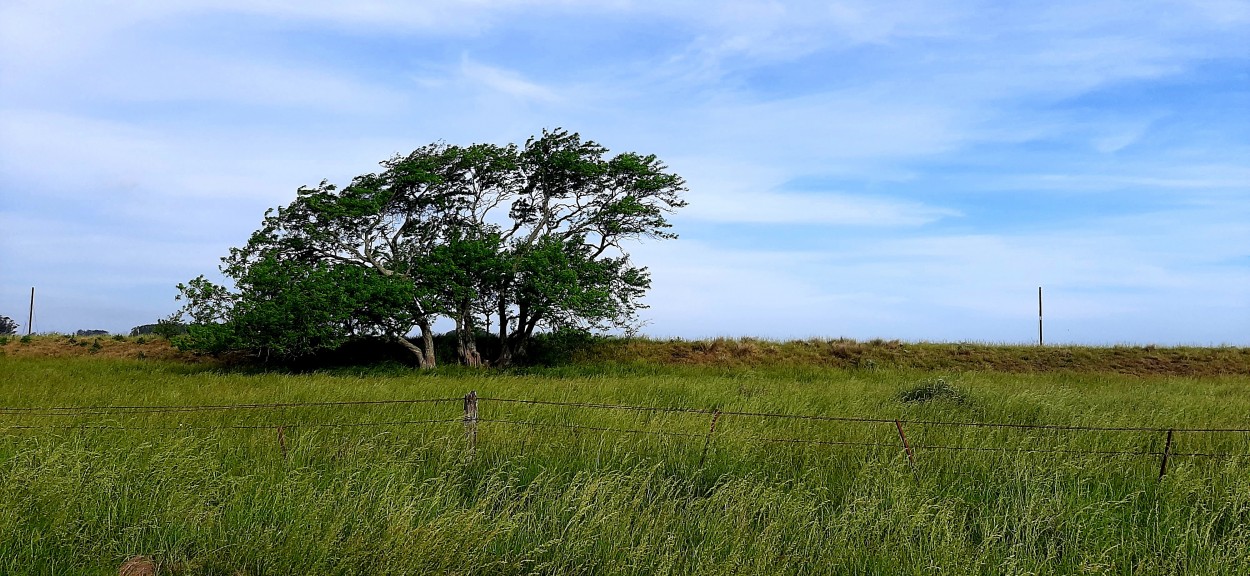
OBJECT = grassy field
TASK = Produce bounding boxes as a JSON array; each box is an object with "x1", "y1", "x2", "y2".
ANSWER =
[{"x1": 1, "y1": 337, "x2": 1248, "y2": 575}]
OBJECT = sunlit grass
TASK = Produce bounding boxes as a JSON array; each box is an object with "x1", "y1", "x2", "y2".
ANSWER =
[{"x1": 1, "y1": 355, "x2": 1248, "y2": 574}]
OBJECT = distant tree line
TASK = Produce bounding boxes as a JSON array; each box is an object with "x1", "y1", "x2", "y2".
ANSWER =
[
  {"x1": 130, "y1": 321, "x2": 188, "y2": 338},
  {"x1": 0, "y1": 315, "x2": 17, "y2": 336},
  {"x1": 171, "y1": 129, "x2": 687, "y2": 367}
]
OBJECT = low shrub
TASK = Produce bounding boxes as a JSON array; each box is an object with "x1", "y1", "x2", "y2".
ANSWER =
[
  {"x1": 898, "y1": 378, "x2": 969, "y2": 404},
  {"x1": 525, "y1": 328, "x2": 602, "y2": 366}
]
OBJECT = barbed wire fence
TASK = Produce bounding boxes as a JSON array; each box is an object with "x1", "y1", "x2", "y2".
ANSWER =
[{"x1": 3, "y1": 393, "x2": 1248, "y2": 478}]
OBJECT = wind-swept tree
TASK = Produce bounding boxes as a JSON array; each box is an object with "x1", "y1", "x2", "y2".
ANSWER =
[
  {"x1": 173, "y1": 144, "x2": 465, "y2": 365},
  {"x1": 486, "y1": 129, "x2": 687, "y2": 363},
  {"x1": 173, "y1": 129, "x2": 686, "y2": 366}
]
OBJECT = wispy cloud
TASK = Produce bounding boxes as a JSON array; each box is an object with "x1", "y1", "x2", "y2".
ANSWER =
[
  {"x1": 459, "y1": 58, "x2": 561, "y2": 103},
  {"x1": 1, "y1": 1, "x2": 1246, "y2": 342},
  {"x1": 684, "y1": 189, "x2": 958, "y2": 226}
]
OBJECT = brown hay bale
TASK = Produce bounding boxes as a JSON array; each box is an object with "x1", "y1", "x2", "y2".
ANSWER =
[{"x1": 118, "y1": 555, "x2": 157, "y2": 576}]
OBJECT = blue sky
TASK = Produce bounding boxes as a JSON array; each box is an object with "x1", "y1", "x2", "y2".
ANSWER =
[{"x1": 1, "y1": 0, "x2": 1247, "y2": 344}]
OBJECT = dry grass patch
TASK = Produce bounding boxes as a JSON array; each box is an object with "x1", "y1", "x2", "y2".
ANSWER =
[
  {"x1": 118, "y1": 555, "x2": 157, "y2": 576},
  {"x1": 0, "y1": 335, "x2": 199, "y2": 362},
  {"x1": 585, "y1": 337, "x2": 1250, "y2": 377}
]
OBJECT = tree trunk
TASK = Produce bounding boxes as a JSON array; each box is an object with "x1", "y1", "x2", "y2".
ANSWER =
[
  {"x1": 501, "y1": 307, "x2": 542, "y2": 363},
  {"x1": 513, "y1": 311, "x2": 541, "y2": 359},
  {"x1": 494, "y1": 297, "x2": 513, "y2": 367},
  {"x1": 394, "y1": 335, "x2": 431, "y2": 368},
  {"x1": 454, "y1": 307, "x2": 482, "y2": 367},
  {"x1": 417, "y1": 317, "x2": 436, "y2": 369},
  {"x1": 508, "y1": 302, "x2": 529, "y2": 361}
]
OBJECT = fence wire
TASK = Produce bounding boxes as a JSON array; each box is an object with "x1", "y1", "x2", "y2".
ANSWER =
[
  {"x1": 2, "y1": 395, "x2": 1248, "y2": 465},
  {"x1": 0, "y1": 397, "x2": 462, "y2": 416}
]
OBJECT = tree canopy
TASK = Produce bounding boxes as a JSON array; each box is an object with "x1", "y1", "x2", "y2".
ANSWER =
[{"x1": 173, "y1": 129, "x2": 687, "y2": 366}]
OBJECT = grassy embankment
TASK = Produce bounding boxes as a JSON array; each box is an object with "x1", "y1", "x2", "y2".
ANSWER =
[{"x1": 1, "y1": 336, "x2": 1248, "y2": 575}]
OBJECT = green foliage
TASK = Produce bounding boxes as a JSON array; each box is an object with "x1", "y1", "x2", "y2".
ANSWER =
[
  {"x1": 171, "y1": 321, "x2": 237, "y2": 356},
  {"x1": 898, "y1": 378, "x2": 969, "y2": 404},
  {"x1": 131, "y1": 321, "x2": 187, "y2": 338},
  {"x1": 524, "y1": 327, "x2": 602, "y2": 366},
  {"x1": 174, "y1": 256, "x2": 423, "y2": 362},
  {"x1": 19, "y1": 335, "x2": 32, "y2": 344},
  {"x1": 174, "y1": 129, "x2": 686, "y2": 367},
  {"x1": 432, "y1": 329, "x2": 500, "y2": 365},
  {"x1": 153, "y1": 320, "x2": 188, "y2": 340},
  {"x1": 512, "y1": 235, "x2": 648, "y2": 335},
  {"x1": 129, "y1": 323, "x2": 155, "y2": 336}
]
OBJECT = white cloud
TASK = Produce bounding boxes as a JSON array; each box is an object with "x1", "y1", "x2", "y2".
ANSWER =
[
  {"x1": 459, "y1": 58, "x2": 562, "y2": 103},
  {"x1": 682, "y1": 187, "x2": 957, "y2": 227},
  {"x1": 1, "y1": 0, "x2": 1247, "y2": 343},
  {"x1": 0, "y1": 110, "x2": 410, "y2": 204},
  {"x1": 1091, "y1": 119, "x2": 1157, "y2": 154},
  {"x1": 986, "y1": 163, "x2": 1250, "y2": 193}
]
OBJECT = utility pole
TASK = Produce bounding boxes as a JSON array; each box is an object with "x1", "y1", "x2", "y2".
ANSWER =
[
  {"x1": 28, "y1": 286, "x2": 35, "y2": 336},
  {"x1": 1037, "y1": 286, "x2": 1043, "y2": 346}
]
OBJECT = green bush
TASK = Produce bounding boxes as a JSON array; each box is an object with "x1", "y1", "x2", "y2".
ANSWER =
[
  {"x1": 152, "y1": 319, "x2": 188, "y2": 339},
  {"x1": 898, "y1": 378, "x2": 969, "y2": 404},
  {"x1": 525, "y1": 328, "x2": 602, "y2": 366},
  {"x1": 171, "y1": 323, "x2": 239, "y2": 356}
]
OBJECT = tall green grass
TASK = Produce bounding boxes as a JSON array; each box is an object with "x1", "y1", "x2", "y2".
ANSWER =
[{"x1": 1, "y1": 356, "x2": 1248, "y2": 575}]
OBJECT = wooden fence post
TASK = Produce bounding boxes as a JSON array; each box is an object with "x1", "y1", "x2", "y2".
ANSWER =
[
  {"x1": 464, "y1": 391, "x2": 478, "y2": 452},
  {"x1": 1158, "y1": 428, "x2": 1174, "y2": 479},
  {"x1": 698, "y1": 410, "x2": 722, "y2": 468},
  {"x1": 895, "y1": 420, "x2": 917, "y2": 473},
  {"x1": 277, "y1": 425, "x2": 288, "y2": 460}
]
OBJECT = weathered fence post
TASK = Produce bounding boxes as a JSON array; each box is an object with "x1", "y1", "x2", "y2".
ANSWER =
[
  {"x1": 698, "y1": 410, "x2": 722, "y2": 468},
  {"x1": 1158, "y1": 428, "x2": 1174, "y2": 479},
  {"x1": 464, "y1": 391, "x2": 478, "y2": 452},
  {"x1": 895, "y1": 420, "x2": 917, "y2": 473},
  {"x1": 277, "y1": 425, "x2": 288, "y2": 460}
]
